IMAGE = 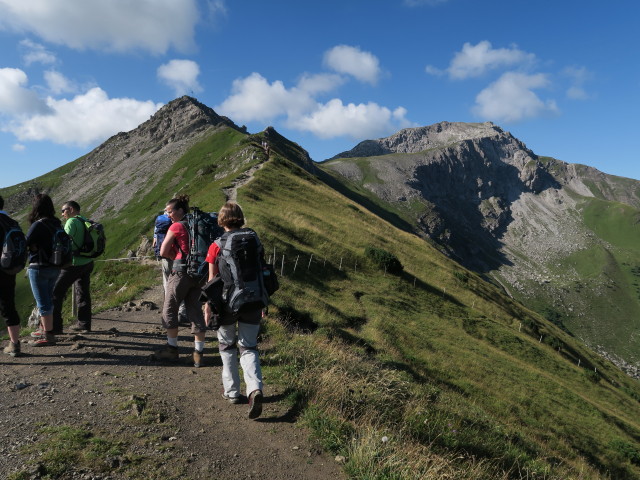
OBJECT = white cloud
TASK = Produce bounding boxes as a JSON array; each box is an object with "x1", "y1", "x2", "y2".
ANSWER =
[
  {"x1": 323, "y1": 45, "x2": 381, "y2": 85},
  {"x1": 4, "y1": 87, "x2": 162, "y2": 146},
  {"x1": 428, "y1": 41, "x2": 535, "y2": 80},
  {"x1": 19, "y1": 39, "x2": 56, "y2": 65},
  {"x1": 293, "y1": 99, "x2": 412, "y2": 139},
  {"x1": 472, "y1": 72, "x2": 559, "y2": 123},
  {"x1": 217, "y1": 71, "x2": 411, "y2": 140},
  {"x1": 44, "y1": 70, "x2": 76, "y2": 94},
  {"x1": 0, "y1": 68, "x2": 50, "y2": 115},
  {"x1": 216, "y1": 72, "x2": 318, "y2": 123},
  {"x1": 157, "y1": 59, "x2": 202, "y2": 97},
  {"x1": 0, "y1": 0, "x2": 200, "y2": 54},
  {"x1": 12, "y1": 143, "x2": 25, "y2": 151}
]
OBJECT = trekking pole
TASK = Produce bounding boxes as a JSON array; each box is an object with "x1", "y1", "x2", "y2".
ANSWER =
[
  {"x1": 281, "y1": 254, "x2": 285, "y2": 277},
  {"x1": 308, "y1": 254, "x2": 313, "y2": 270},
  {"x1": 294, "y1": 255, "x2": 299, "y2": 273}
]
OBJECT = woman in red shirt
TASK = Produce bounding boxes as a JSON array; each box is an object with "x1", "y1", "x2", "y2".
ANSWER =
[
  {"x1": 204, "y1": 202, "x2": 263, "y2": 419},
  {"x1": 154, "y1": 195, "x2": 207, "y2": 367}
]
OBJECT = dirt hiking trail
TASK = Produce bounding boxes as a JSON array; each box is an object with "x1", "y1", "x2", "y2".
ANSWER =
[{"x1": 0, "y1": 284, "x2": 345, "y2": 480}]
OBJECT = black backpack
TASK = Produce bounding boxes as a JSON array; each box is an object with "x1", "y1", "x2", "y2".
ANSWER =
[
  {"x1": 38, "y1": 219, "x2": 73, "y2": 267},
  {"x1": 176, "y1": 207, "x2": 224, "y2": 280},
  {"x1": 0, "y1": 214, "x2": 27, "y2": 275},
  {"x1": 215, "y1": 228, "x2": 270, "y2": 314}
]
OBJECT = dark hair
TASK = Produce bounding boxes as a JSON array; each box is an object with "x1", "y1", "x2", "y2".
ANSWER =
[
  {"x1": 166, "y1": 194, "x2": 190, "y2": 214},
  {"x1": 0, "y1": 195, "x2": 3, "y2": 210},
  {"x1": 218, "y1": 202, "x2": 244, "y2": 229},
  {"x1": 63, "y1": 200, "x2": 81, "y2": 212},
  {"x1": 28, "y1": 194, "x2": 56, "y2": 224}
]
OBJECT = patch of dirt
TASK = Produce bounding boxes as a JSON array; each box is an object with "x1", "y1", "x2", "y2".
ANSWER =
[{"x1": 0, "y1": 284, "x2": 345, "y2": 480}]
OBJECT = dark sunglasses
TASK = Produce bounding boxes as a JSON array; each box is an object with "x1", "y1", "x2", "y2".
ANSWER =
[{"x1": 61, "y1": 207, "x2": 70, "y2": 213}]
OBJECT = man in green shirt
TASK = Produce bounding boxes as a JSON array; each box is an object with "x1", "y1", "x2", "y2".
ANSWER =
[{"x1": 51, "y1": 201, "x2": 94, "y2": 334}]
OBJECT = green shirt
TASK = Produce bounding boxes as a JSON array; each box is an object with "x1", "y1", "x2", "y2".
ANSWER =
[{"x1": 65, "y1": 215, "x2": 94, "y2": 266}]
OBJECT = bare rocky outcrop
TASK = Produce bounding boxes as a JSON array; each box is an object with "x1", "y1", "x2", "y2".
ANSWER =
[{"x1": 5, "y1": 96, "x2": 245, "y2": 219}]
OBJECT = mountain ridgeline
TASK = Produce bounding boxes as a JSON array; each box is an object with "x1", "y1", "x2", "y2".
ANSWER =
[
  {"x1": 2, "y1": 97, "x2": 640, "y2": 479},
  {"x1": 324, "y1": 121, "x2": 640, "y2": 372}
]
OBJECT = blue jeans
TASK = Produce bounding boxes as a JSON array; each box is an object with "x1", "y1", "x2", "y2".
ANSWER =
[{"x1": 28, "y1": 266, "x2": 61, "y2": 317}]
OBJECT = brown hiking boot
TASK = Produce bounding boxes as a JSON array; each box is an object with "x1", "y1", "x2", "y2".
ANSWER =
[
  {"x1": 151, "y1": 344, "x2": 179, "y2": 362},
  {"x1": 3, "y1": 341, "x2": 21, "y2": 357}
]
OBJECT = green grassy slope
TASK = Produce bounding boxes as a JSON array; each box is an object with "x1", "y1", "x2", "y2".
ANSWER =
[
  {"x1": 3, "y1": 131, "x2": 640, "y2": 478},
  {"x1": 237, "y1": 152, "x2": 640, "y2": 478}
]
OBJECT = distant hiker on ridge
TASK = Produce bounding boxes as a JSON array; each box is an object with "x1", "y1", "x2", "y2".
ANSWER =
[{"x1": 0, "y1": 195, "x2": 26, "y2": 357}]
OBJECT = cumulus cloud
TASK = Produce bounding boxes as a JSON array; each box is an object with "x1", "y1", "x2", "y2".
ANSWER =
[
  {"x1": 323, "y1": 45, "x2": 381, "y2": 85},
  {"x1": 216, "y1": 72, "x2": 318, "y2": 123},
  {"x1": 1, "y1": 83, "x2": 162, "y2": 146},
  {"x1": 293, "y1": 99, "x2": 412, "y2": 139},
  {"x1": 0, "y1": 67, "x2": 50, "y2": 115},
  {"x1": 12, "y1": 143, "x2": 25, "y2": 151},
  {"x1": 44, "y1": 70, "x2": 76, "y2": 94},
  {"x1": 19, "y1": 39, "x2": 56, "y2": 65},
  {"x1": 157, "y1": 59, "x2": 202, "y2": 97},
  {"x1": 472, "y1": 72, "x2": 559, "y2": 123},
  {"x1": 428, "y1": 41, "x2": 535, "y2": 80},
  {"x1": 0, "y1": 0, "x2": 200, "y2": 54},
  {"x1": 217, "y1": 72, "x2": 411, "y2": 140}
]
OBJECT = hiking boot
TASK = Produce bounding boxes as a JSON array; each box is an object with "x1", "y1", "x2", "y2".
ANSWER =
[
  {"x1": 29, "y1": 333, "x2": 56, "y2": 347},
  {"x1": 3, "y1": 341, "x2": 21, "y2": 357},
  {"x1": 151, "y1": 344, "x2": 179, "y2": 362},
  {"x1": 222, "y1": 392, "x2": 241, "y2": 404},
  {"x1": 248, "y1": 389, "x2": 263, "y2": 419},
  {"x1": 71, "y1": 325, "x2": 91, "y2": 333},
  {"x1": 193, "y1": 349, "x2": 204, "y2": 368}
]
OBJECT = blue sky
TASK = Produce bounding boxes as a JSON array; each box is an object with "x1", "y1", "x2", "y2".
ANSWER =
[{"x1": 0, "y1": 0, "x2": 638, "y2": 188}]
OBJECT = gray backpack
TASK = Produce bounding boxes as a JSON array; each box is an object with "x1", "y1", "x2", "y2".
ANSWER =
[{"x1": 215, "y1": 228, "x2": 268, "y2": 314}]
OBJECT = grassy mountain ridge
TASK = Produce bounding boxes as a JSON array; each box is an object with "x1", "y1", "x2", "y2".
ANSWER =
[
  {"x1": 322, "y1": 130, "x2": 640, "y2": 372},
  {"x1": 2, "y1": 101, "x2": 640, "y2": 477}
]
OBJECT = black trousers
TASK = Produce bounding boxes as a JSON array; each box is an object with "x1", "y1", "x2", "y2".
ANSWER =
[
  {"x1": 0, "y1": 270, "x2": 20, "y2": 327},
  {"x1": 52, "y1": 261, "x2": 94, "y2": 331}
]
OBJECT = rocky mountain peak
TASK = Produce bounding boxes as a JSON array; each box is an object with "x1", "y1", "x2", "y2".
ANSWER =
[{"x1": 331, "y1": 121, "x2": 522, "y2": 160}]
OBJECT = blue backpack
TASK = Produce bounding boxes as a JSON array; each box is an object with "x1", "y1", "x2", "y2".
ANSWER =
[
  {"x1": 0, "y1": 214, "x2": 27, "y2": 275},
  {"x1": 154, "y1": 213, "x2": 171, "y2": 257}
]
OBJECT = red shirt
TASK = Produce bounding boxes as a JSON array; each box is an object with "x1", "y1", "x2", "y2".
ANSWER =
[
  {"x1": 168, "y1": 222, "x2": 189, "y2": 259},
  {"x1": 205, "y1": 241, "x2": 220, "y2": 264}
]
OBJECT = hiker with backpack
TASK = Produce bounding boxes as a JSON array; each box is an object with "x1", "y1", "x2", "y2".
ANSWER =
[
  {"x1": 26, "y1": 194, "x2": 72, "y2": 347},
  {"x1": 51, "y1": 201, "x2": 98, "y2": 334},
  {"x1": 0, "y1": 195, "x2": 26, "y2": 357},
  {"x1": 153, "y1": 209, "x2": 188, "y2": 325},
  {"x1": 154, "y1": 195, "x2": 208, "y2": 367},
  {"x1": 203, "y1": 202, "x2": 267, "y2": 419}
]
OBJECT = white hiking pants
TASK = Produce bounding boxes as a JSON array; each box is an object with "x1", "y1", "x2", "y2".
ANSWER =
[{"x1": 217, "y1": 321, "x2": 263, "y2": 398}]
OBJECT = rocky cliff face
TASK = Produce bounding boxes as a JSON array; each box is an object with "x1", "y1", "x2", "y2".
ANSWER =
[{"x1": 323, "y1": 121, "x2": 640, "y2": 367}]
